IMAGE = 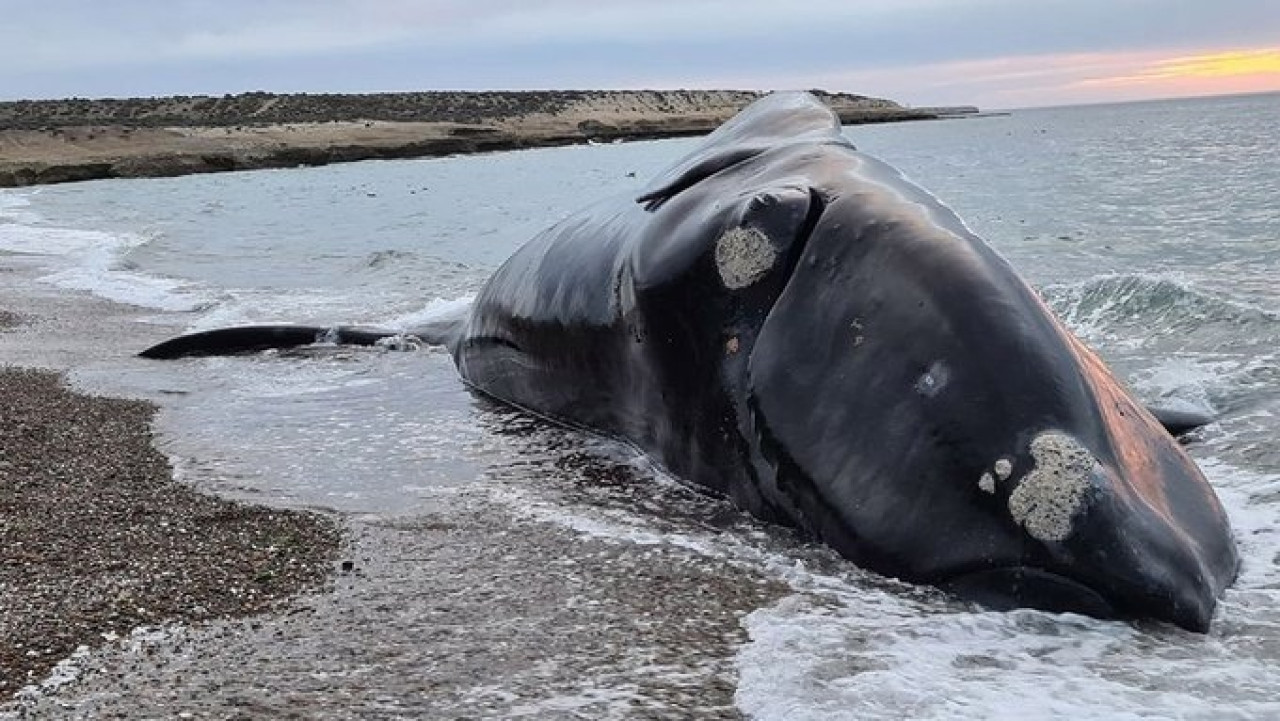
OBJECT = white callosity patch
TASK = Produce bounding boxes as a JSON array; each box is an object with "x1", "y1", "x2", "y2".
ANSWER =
[
  {"x1": 714, "y1": 226, "x2": 776, "y2": 289},
  {"x1": 913, "y1": 360, "x2": 951, "y2": 398},
  {"x1": 1008, "y1": 432, "x2": 1099, "y2": 543},
  {"x1": 979, "y1": 457, "x2": 1014, "y2": 494}
]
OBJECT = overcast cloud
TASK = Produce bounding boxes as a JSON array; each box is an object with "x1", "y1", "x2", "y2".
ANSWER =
[{"x1": 2, "y1": 0, "x2": 1277, "y2": 107}]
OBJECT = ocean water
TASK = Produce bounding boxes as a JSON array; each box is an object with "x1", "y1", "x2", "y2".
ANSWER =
[{"x1": 2, "y1": 92, "x2": 1279, "y2": 718}]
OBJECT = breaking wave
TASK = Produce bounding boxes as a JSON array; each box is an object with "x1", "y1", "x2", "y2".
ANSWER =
[
  {"x1": 1041, "y1": 273, "x2": 1279, "y2": 349},
  {"x1": 0, "y1": 197, "x2": 209, "y2": 312}
]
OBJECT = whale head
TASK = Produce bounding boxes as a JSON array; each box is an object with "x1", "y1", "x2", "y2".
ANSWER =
[{"x1": 630, "y1": 92, "x2": 1238, "y2": 631}]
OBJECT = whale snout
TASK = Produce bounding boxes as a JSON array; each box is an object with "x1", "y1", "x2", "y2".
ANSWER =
[
  {"x1": 962, "y1": 430, "x2": 1236, "y2": 632},
  {"x1": 1056, "y1": 467, "x2": 1229, "y2": 633}
]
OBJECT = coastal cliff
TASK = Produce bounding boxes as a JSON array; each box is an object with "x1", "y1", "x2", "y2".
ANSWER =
[{"x1": 0, "y1": 90, "x2": 975, "y2": 187}]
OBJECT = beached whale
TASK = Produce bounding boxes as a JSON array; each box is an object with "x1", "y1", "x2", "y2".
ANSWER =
[{"x1": 142, "y1": 92, "x2": 1238, "y2": 631}]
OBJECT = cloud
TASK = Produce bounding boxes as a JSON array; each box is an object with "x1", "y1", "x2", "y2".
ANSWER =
[
  {"x1": 1, "y1": 0, "x2": 1278, "y2": 104},
  {"x1": 0, "y1": 0, "x2": 986, "y2": 68},
  {"x1": 1053, "y1": 48, "x2": 1280, "y2": 105},
  {"x1": 677, "y1": 46, "x2": 1280, "y2": 109},
  {"x1": 172, "y1": 23, "x2": 407, "y2": 60},
  {"x1": 1078, "y1": 49, "x2": 1280, "y2": 85}
]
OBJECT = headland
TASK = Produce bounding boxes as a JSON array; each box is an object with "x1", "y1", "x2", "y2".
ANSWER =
[{"x1": 0, "y1": 90, "x2": 977, "y2": 187}]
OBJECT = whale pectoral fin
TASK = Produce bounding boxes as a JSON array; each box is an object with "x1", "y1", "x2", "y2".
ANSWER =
[
  {"x1": 1146, "y1": 405, "x2": 1214, "y2": 438},
  {"x1": 139, "y1": 325, "x2": 400, "y2": 359}
]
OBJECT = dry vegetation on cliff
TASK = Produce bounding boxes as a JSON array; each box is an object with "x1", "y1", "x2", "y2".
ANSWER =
[{"x1": 0, "y1": 89, "x2": 972, "y2": 187}]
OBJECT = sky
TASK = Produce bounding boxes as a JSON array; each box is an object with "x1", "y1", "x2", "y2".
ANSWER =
[{"x1": 1, "y1": 1, "x2": 1278, "y2": 109}]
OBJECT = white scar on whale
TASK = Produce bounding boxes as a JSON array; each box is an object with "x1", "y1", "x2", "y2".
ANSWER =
[{"x1": 715, "y1": 225, "x2": 776, "y2": 289}]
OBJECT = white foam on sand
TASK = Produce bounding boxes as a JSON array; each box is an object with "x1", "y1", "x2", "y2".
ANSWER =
[
  {"x1": 733, "y1": 454, "x2": 1280, "y2": 721},
  {"x1": 0, "y1": 191, "x2": 40, "y2": 225},
  {"x1": 11, "y1": 625, "x2": 187, "y2": 706},
  {"x1": 0, "y1": 200, "x2": 208, "y2": 312}
]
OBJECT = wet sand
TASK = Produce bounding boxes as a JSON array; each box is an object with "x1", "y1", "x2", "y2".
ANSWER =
[
  {"x1": 0, "y1": 255, "x2": 791, "y2": 718},
  {"x1": 1, "y1": 264, "x2": 341, "y2": 702},
  {"x1": 0, "y1": 365, "x2": 342, "y2": 698},
  {"x1": 8, "y1": 502, "x2": 787, "y2": 718}
]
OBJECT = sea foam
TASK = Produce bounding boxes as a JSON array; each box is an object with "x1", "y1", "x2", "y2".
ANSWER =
[{"x1": 0, "y1": 200, "x2": 208, "y2": 312}]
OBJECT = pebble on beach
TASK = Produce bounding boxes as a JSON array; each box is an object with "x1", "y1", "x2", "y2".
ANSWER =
[{"x1": 0, "y1": 366, "x2": 342, "y2": 697}]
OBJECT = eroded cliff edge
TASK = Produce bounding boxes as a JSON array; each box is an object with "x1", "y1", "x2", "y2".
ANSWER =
[{"x1": 0, "y1": 89, "x2": 976, "y2": 187}]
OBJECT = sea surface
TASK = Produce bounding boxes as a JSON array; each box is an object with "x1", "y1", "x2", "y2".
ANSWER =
[{"x1": 2, "y1": 92, "x2": 1279, "y2": 719}]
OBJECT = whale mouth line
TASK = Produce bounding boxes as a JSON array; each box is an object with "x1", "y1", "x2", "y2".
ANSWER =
[{"x1": 941, "y1": 565, "x2": 1119, "y2": 620}]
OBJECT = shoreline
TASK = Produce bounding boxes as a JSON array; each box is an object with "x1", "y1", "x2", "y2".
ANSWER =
[
  {"x1": 0, "y1": 89, "x2": 978, "y2": 188},
  {"x1": 0, "y1": 257, "x2": 789, "y2": 715},
  {"x1": 0, "y1": 365, "x2": 344, "y2": 700},
  {"x1": 0, "y1": 293, "x2": 343, "y2": 698}
]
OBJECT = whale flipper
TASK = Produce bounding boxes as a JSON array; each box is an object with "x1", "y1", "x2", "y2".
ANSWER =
[
  {"x1": 1146, "y1": 405, "x2": 1214, "y2": 437},
  {"x1": 139, "y1": 325, "x2": 403, "y2": 359}
]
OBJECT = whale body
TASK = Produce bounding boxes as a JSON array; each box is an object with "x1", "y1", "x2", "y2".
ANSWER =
[{"x1": 142, "y1": 92, "x2": 1238, "y2": 631}]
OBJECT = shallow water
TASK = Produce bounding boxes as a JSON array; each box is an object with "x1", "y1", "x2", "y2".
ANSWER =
[{"x1": 2, "y1": 92, "x2": 1279, "y2": 719}]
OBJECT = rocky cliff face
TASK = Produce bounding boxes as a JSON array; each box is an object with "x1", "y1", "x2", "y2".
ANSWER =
[
  {"x1": 0, "y1": 90, "x2": 962, "y2": 188},
  {"x1": 0, "y1": 89, "x2": 906, "y2": 131}
]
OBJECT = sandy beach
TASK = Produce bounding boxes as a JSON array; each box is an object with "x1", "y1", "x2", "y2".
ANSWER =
[
  {"x1": 0, "y1": 234, "x2": 790, "y2": 717},
  {"x1": 0, "y1": 90, "x2": 972, "y2": 187},
  {"x1": 0, "y1": 252, "x2": 342, "y2": 701},
  {"x1": 0, "y1": 359, "x2": 341, "y2": 698}
]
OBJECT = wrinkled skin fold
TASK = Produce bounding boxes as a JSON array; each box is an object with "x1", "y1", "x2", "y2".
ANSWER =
[{"x1": 142, "y1": 92, "x2": 1239, "y2": 631}]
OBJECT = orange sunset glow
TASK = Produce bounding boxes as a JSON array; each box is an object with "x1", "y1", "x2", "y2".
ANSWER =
[
  {"x1": 1157, "y1": 49, "x2": 1280, "y2": 78},
  {"x1": 1075, "y1": 47, "x2": 1280, "y2": 99}
]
